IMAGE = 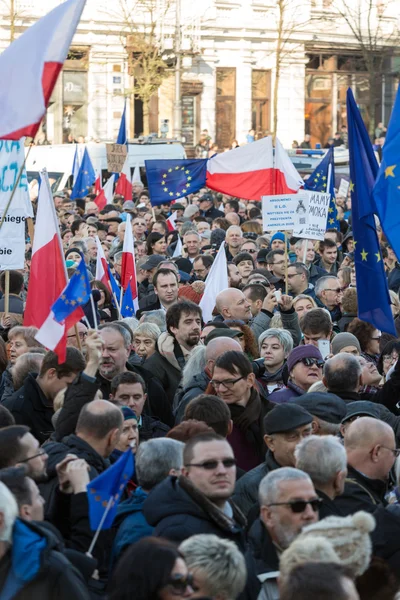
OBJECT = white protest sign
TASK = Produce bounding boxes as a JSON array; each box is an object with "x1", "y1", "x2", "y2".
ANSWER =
[
  {"x1": 293, "y1": 190, "x2": 331, "y2": 241},
  {"x1": 338, "y1": 178, "x2": 350, "y2": 198},
  {"x1": 0, "y1": 139, "x2": 33, "y2": 216},
  {"x1": 262, "y1": 193, "x2": 309, "y2": 232},
  {"x1": 0, "y1": 209, "x2": 26, "y2": 270}
]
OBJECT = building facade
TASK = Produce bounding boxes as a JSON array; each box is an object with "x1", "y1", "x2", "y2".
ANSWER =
[{"x1": 0, "y1": 0, "x2": 398, "y2": 149}]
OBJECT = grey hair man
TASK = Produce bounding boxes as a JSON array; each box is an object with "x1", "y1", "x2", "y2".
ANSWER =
[
  {"x1": 225, "y1": 225, "x2": 243, "y2": 259},
  {"x1": 174, "y1": 336, "x2": 242, "y2": 422},
  {"x1": 295, "y1": 435, "x2": 347, "y2": 519},
  {"x1": 294, "y1": 239, "x2": 327, "y2": 286},
  {"x1": 0, "y1": 481, "x2": 90, "y2": 599},
  {"x1": 180, "y1": 534, "x2": 247, "y2": 600},
  {"x1": 112, "y1": 438, "x2": 184, "y2": 563},
  {"x1": 247, "y1": 467, "x2": 319, "y2": 600},
  {"x1": 315, "y1": 275, "x2": 343, "y2": 322}
]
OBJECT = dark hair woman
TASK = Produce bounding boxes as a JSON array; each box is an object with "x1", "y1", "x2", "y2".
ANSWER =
[
  {"x1": 90, "y1": 280, "x2": 117, "y2": 322},
  {"x1": 348, "y1": 318, "x2": 381, "y2": 365},
  {"x1": 110, "y1": 537, "x2": 193, "y2": 600},
  {"x1": 210, "y1": 350, "x2": 274, "y2": 471},
  {"x1": 145, "y1": 232, "x2": 167, "y2": 256}
]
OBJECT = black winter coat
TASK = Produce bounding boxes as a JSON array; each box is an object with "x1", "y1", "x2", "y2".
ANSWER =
[
  {"x1": 4, "y1": 373, "x2": 53, "y2": 444},
  {"x1": 139, "y1": 414, "x2": 170, "y2": 441},
  {"x1": 332, "y1": 464, "x2": 388, "y2": 516},
  {"x1": 173, "y1": 370, "x2": 211, "y2": 423},
  {"x1": 143, "y1": 350, "x2": 182, "y2": 406},
  {"x1": 232, "y1": 451, "x2": 281, "y2": 517}
]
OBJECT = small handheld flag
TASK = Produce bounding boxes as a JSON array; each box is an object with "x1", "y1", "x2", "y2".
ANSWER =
[
  {"x1": 87, "y1": 449, "x2": 134, "y2": 532},
  {"x1": 52, "y1": 255, "x2": 91, "y2": 323}
]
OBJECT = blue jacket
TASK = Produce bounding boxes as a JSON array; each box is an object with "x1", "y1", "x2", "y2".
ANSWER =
[
  {"x1": 0, "y1": 519, "x2": 89, "y2": 600},
  {"x1": 111, "y1": 487, "x2": 153, "y2": 566}
]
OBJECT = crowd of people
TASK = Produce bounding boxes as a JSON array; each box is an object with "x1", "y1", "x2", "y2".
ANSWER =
[{"x1": 1, "y1": 174, "x2": 400, "y2": 600}]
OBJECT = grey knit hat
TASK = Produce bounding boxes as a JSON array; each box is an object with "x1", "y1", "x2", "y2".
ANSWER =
[{"x1": 331, "y1": 332, "x2": 361, "y2": 355}]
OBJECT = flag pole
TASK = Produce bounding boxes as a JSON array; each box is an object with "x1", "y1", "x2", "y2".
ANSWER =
[
  {"x1": 87, "y1": 496, "x2": 114, "y2": 556},
  {"x1": 90, "y1": 294, "x2": 98, "y2": 329},
  {"x1": 4, "y1": 271, "x2": 9, "y2": 316},
  {"x1": 284, "y1": 231, "x2": 288, "y2": 295},
  {"x1": 302, "y1": 240, "x2": 308, "y2": 264},
  {"x1": 112, "y1": 292, "x2": 122, "y2": 320},
  {"x1": 0, "y1": 144, "x2": 33, "y2": 231},
  {"x1": 74, "y1": 324, "x2": 83, "y2": 352},
  {"x1": 326, "y1": 163, "x2": 332, "y2": 199}
]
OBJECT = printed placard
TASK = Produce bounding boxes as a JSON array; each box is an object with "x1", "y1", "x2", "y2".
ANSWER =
[
  {"x1": 293, "y1": 191, "x2": 331, "y2": 240},
  {"x1": 262, "y1": 193, "x2": 308, "y2": 232}
]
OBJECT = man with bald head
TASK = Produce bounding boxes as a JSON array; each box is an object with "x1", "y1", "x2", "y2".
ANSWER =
[
  {"x1": 215, "y1": 288, "x2": 301, "y2": 344},
  {"x1": 333, "y1": 416, "x2": 396, "y2": 516},
  {"x1": 174, "y1": 336, "x2": 243, "y2": 422},
  {"x1": 41, "y1": 400, "x2": 124, "y2": 507}
]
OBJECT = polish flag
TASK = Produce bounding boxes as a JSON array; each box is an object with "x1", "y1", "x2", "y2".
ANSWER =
[
  {"x1": 166, "y1": 211, "x2": 178, "y2": 232},
  {"x1": 206, "y1": 136, "x2": 303, "y2": 200},
  {"x1": 94, "y1": 174, "x2": 102, "y2": 195},
  {"x1": 121, "y1": 214, "x2": 138, "y2": 310},
  {"x1": 95, "y1": 174, "x2": 115, "y2": 210},
  {"x1": 25, "y1": 171, "x2": 70, "y2": 360},
  {"x1": 0, "y1": 0, "x2": 85, "y2": 140},
  {"x1": 115, "y1": 157, "x2": 133, "y2": 201},
  {"x1": 95, "y1": 236, "x2": 109, "y2": 287}
]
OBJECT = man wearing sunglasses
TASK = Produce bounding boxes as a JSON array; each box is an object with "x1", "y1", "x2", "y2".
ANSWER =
[
  {"x1": 247, "y1": 467, "x2": 319, "y2": 600},
  {"x1": 315, "y1": 275, "x2": 343, "y2": 324}
]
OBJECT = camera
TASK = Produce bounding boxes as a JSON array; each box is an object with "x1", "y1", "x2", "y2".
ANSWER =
[{"x1": 252, "y1": 357, "x2": 266, "y2": 378}]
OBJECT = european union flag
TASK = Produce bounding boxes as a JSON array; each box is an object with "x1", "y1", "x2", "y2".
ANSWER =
[
  {"x1": 121, "y1": 281, "x2": 135, "y2": 317},
  {"x1": 346, "y1": 89, "x2": 395, "y2": 335},
  {"x1": 145, "y1": 158, "x2": 208, "y2": 206},
  {"x1": 71, "y1": 148, "x2": 96, "y2": 200},
  {"x1": 87, "y1": 449, "x2": 134, "y2": 530},
  {"x1": 373, "y1": 86, "x2": 400, "y2": 260},
  {"x1": 107, "y1": 264, "x2": 121, "y2": 306},
  {"x1": 52, "y1": 255, "x2": 91, "y2": 323},
  {"x1": 116, "y1": 99, "x2": 127, "y2": 145},
  {"x1": 304, "y1": 147, "x2": 339, "y2": 229}
]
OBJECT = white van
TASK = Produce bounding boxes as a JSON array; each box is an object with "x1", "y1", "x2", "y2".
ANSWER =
[{"x1": 25, "y1": 141, "x2": 187, "y2": 192}]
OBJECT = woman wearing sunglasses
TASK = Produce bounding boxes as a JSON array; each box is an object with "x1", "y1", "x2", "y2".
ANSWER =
[
  {"x1": 269, "y1": 345, "x2": 324, "y2": 404},
  {"x1": 110, "y1": 537, "x2": 193, "y2": 600}
]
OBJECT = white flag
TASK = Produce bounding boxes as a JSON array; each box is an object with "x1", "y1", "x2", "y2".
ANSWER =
[
  {"x1": 199, "y1": 242, "x2": 229, "y2": 323},
  {"x1": 172, "y1": 235, "x2": 183, "y2": 258}
]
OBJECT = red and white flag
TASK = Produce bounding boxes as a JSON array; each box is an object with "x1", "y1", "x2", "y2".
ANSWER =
[
  {"x1": 0, "y1": 0, "x2": 86, "y2": 140},
  {"x1": 95, "y1": 236, "x2": 109, "y2": 286},
  {"x1": 121, "y1": 214, "x2": 138, "y2": 310},
  {"x1": 94, "y1": 173, "x2": 102, "y2": 196},
  {"x1": 95, "y1": 174, "x2": 115, "y2": 210},
  {"x1": 115, "y1": 157, "x2": 133, "y2": 201},
  {"x1": 166, "y1": 211, "x2": 178, "y2": 232},
  {"x1": 206, "y1": 136, "x2": 303, "y2": 200}
]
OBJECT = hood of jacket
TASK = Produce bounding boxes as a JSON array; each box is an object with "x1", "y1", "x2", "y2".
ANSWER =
[
  {"x1": 43, "y1": 434, "x2": 109, "y2": 479},
  {"x1": 115, "y1": 487, "x2": 149, "y2": 523},
  {"x1": 157, "y1": 332, "x2": 191, "y2": 371},
  {"x1": 143, "y1": 475, "x2": 245, "y2": 533}
]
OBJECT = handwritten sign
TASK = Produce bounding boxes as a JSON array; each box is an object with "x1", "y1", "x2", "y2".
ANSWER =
[
  {"x1": 262, "y1": 193, "x2": 309, "y2": 232},
  {"x1": 106, "y1": 143, "x2": 127, "y2": 173},
  {"x1": 338, "y1": 178, "x2": 350, "y2": 198},
  {"x1": 293, "y1": 191, "x2": 330, "y2": 241},
  {"x1": 0, "y1": 139, "x2": 32, "y2": 216}
]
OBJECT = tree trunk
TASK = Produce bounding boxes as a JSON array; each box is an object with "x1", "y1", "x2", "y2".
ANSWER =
[
  {"x1": 368, "y1": 71, "x2": 377, "y2": 139},
  {"x1": 142, "y1": 101, "x2": 150, "y2": 136}
]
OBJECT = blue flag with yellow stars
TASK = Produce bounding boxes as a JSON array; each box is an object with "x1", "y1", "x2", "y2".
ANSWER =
[
  {"x1": 346, "y1": 88, "x2": 395, "y2": 335},
  {"x1": 107, "y1": 263, "x2": 121, "y2": 307},
  {"x1": 52, "y1": 254, "x2": 91, "y2": 323},
  {"x1": 71, "y1": 147, "x2": 96, "y2": 200},
  {"x1": 373, "y1": 86, "x2": 400, "y2": 260},
  {"x1": 304, "y1": 147, "x2": 339, "y2": 230},
  {"x1": 121, "y1": 280, "x2": 135, "y2": 317},
  {"x1": 87, "y1": 449, "x2": 134, "y2": 530},
  {"x1": 145, "y1": 158, "x2": 208, "y2": 206}
]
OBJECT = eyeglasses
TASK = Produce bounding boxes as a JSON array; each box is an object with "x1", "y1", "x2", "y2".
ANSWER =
[
  {"x1": 325, "y1": 288, "x2": 342, "y2": 294},
  {"x1": 67, "y1": 331, "x2": 88, "y2": 340},
  {"x1": 300, "y1": 357, "x2": 325, "y2": 368},
  {"x1": 165, "y1": 573, "x2": 193, "y2": 594},
  {"x1": 371, "y1": 336, "x2": 381, "y2": 341},
  {"x1": 185, "y1": 458, "x2": 237, "y2": 470},
  {"x1": 210, "y1": 376, "x2": 244, "y2": 390},
  {"x1": 267, "y1": 498, "x2": 322, "y2": 513},
  {"x1": 19, "y1": 450, "x2": 47, "y2": 463},
  {"x1": 243, "y1": 248, "x2": 257, "y2": 253},
  {"x1": 380, "y1": 445, "x2": 400, "y2": 458},
  {"x1": 287, "y1": 272, "x2": 301, "y2": 279}
]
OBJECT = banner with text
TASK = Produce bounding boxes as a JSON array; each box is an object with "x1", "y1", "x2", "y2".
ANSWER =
[
  {"x1": 0, "y1": 139, "x2": 33, "y2": 216},
  {"x1": 106, "y1": 143, "x2": 128, "y2": 173},
  {"x1": 262, "y1": 193, "x2": 309, "y2": 232},
  {"x1": 293, "y1": 191, "x2": 331, "y2": 240},
  {"x1": 0, "y1": 209, "x2": 26, "y2": 270}
]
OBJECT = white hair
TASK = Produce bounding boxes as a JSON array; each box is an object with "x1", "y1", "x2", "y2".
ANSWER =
[
  {"x1": 295, "y1": 435, "x2": 347, "y2": 488},
  {"x1": 0, "y1": 482, "x2": 18, "y2": 543},
  {"x1": 258, "y1": 328, "x2": 293, "y2": 355},
  {"x1": 183, "y1": 230, "x2": 201, "y2": 241},
  {"x1": 259, "y1": 467, "x2": 312, "y2": 505},
  {"x1": 226, "y1": 225, "x2": 243, "y2": 237},
  {"x1": 180, "y1": 534, "x2": 247, "y2": 600}
]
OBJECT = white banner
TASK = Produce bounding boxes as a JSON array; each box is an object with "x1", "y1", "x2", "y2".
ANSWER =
[
  {"x1": 262, "y1": 193, "x2": 308, "y2": 232},
  {"x1": 0, "y1": 210, "x2": 26, "y2": 270},
  {"x1": 0, "y1": 139, "x2": 33, "y2": 217},
  {"x1": 293, "y1": 191, "x2": 331, "y2": 241}
]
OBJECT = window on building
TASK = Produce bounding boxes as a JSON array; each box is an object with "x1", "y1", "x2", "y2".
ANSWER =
[
  {"x1": 215, "y1": 68, "x2": 236, "y2": 149},
  {"x1": 252, "y1": 70, "x2": 271, "y2": 139}
]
